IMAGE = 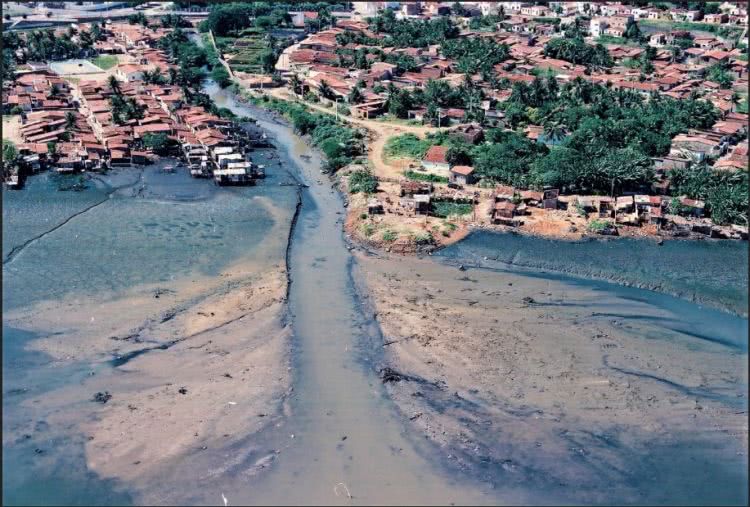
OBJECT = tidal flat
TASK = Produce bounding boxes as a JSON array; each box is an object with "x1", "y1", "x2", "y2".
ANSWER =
[
  {"x1": 354, "y1": 240, "x2": 748, "y2": 505},
  {"x1": 3, "y1": 158, "x2": 298, "y2": 505}
]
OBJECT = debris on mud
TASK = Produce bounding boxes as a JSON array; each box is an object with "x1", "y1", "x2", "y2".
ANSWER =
[{"x1": 92, "y1": 391, "x2": 112, "y2": 404}]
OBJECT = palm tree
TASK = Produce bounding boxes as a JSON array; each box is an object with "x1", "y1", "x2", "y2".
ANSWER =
[
  {"x1": 168, "y1": 67, "x2": 178, "y2": 85},
  {"x1": 64, "y1": 111, "x2": 76, "y2": 131},
  {"x1": 290, "y1": 73, "x2": 302, "y2": 97},
  {"x1": 730, "y1": 91, "x2": 741, "y2": 113},
  {"x1": 669, "y1": 45, "x2": 683, "y2": 64},
  {"x1": 318, "y1": 79, "x2": 334, "y2": 101},
  {"x1": 543, "y1": 121, "x2": 566, "y2": 145},
  {"x1": 108, "y1": 75, "x2": 121, "y2": 95}
]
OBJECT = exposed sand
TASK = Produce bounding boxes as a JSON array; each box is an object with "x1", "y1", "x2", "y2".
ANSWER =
[
  {"x1": 353, "y1": 251, "x2": 748, "y2": 502},
  {"x1": 2, "y1": 115, "x2": 24, "y2": 145},
  {"x1": 3, "y1": 190, "x2": 296, "y2": 497},
  {"x1": 4, "y1": 262, "x2": 291, "y2": 488}
]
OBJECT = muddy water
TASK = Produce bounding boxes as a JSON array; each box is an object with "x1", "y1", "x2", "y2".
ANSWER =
[{"x1": 204, "y1": 84, "x2": 515, "y2": 505}]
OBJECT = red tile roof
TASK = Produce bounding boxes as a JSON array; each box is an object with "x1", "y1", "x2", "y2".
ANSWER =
[{"x1": 423, "y1": 145, "x2": 449, "y2": 164}]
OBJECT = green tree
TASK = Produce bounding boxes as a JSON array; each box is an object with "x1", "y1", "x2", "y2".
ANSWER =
[
  {"x1": 2, "y1": 140, "x2": 18, "y2": 171},
  {"x1": 348, "y1": 86, "x2": 364, "y2": 104},
  {"x1": 2, "y1": 49, "x2": 16, "y2": 84},
  {"x1": 211, "y1": 65, "x2": 231, "y2": 88},
  {"x1": 142, "y1": 133, "x2": 170, "y2": 154},
  {"x1": 64, "y1": 111, "x2": 77, "y2": 131},
  {"x1": 318, "y1": 80, "x2": 335, "y2": 100},
  {"x1": 108, "y1": 75, "x2": 121, "y2": 94}
]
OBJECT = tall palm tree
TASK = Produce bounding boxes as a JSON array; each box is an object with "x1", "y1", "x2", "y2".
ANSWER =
[
  {"x1": 108, "y1": 75, "x2": 121, "y2": 95},
  {"x1": 318, "y1": 79, "x2": 334, "y2": 101},
  {"x1": 290, "y1": 73, "x2": 302, "y2": 97}
]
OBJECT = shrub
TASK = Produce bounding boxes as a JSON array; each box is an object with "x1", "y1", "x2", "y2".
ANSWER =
[
  {"x1": 381, "y1": 229, "x2": 397, "y2": 242},
  {"x1": 587, "y1": 219, "x2": 611, "y2": 232},
  {"x1": 414, "y1": 231, "x2": 434, "y2": 245},
  {"x1": 361, "y1": 223, "x2": 375, "y2": 237},
  {"x1": 348, "y1": 170, "x2": 378, "y2": 194}
]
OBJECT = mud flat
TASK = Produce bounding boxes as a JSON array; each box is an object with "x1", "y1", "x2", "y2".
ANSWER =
[
  {"x1": 3, "y1": 160, "x2": 299, "y2": 504},
  {"x1": 354, "y1": 250, "x2": 748, "y2": 505}
]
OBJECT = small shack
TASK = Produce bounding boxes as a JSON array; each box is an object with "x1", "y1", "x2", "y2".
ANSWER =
[
  {"x1": 449, "y1": 165, "x2": 475, "y2": 185},
  {"x1": 400, "y1": 180, "x2": 433, "y2": 197}
]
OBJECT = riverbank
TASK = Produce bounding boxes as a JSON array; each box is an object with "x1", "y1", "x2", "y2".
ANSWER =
[
  {"x1": 353, "y1": 250, "x2": 748, "y2": 505},
  {"x1": 242, "y1": 88, "x2": 747, "y2": 252}
]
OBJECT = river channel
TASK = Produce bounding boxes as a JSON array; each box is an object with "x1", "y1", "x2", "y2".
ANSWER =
[{"x1": 2, "y1": 78, "x2": 747, "y2": 505}]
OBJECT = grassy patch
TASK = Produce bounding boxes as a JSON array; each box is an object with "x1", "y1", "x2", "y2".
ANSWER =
[
  {"x1": 431, "y1": 201, "x2": 473, "y2": 218},
  {"x1": 381, "y1": 229, "x2": 397, "y2": 242},
  {"x1": 639, "y1": 19, "x2": 743, "y2": 39},
  {"x1": 361, "y1": 223, "x2": 375, "y2": 237},
  {"x1": 91, "y1": 55, "x2": 118, "y2": 70},
  {"x1": 404, "y1": 170, "x2": 448, "y2": 184},
  {"x1": 595, "y1": 35, "x2": 640, "y2": 47},
  {"x1": 384, "y1": 133, "x2": 434, "y2": 160},
  {"x1": 738, "y1": 97, "x2": 748, "y2": 115}
]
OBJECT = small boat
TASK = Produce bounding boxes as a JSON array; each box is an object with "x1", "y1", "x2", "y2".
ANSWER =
[
  {"x1": 162, "y1": 165, "x2": 175, "y2": 173},
  {"x1": 5, "y1": 174, "x2": 20, "y2": 188}
]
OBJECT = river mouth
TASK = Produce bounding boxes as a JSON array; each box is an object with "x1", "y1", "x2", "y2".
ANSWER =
[{"x1": 3, "y1": 81, "x2": 748, "y2": 506}]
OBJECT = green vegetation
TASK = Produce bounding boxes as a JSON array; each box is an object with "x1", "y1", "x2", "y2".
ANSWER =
[
  {"x1": 368, "y1": 9, "x2": 459, "y2": 48},
  {"x1": 404, "y1": 170, "x2": 448, "y2": 184},
  {"x1": 2, "y1": 48, "x2": 15, "y2": 84},
  {"x1": 361, "y1": 223, "x2": 376, "y2": 237},
  {"x1": 440, "y1": 36, "x2": 510, "y2": 75},
  {"x1": 211, "y1": 66, "x2": 232, "y2": 88},
  {"x1": 348, "y1": 170, "x2": 378, "y2": 194},
  {"x1": 250, "y1": 95, "x2": 362, "y2": 172},
  {"x1": 384, "y1": 134, "x2": 434, "y2": 160},
  {"x1": 595, "y1": 35, "x2": 640, "y2": 47},
  {"x1": 413, "y1": 231, "x2": 434, "y2": 245},
  {"x1": 639, "y1": 19, "x2": 744, "y2": 40},
  {"x1": 381, "y1": 229, "x2": 397, "y2": 242},
  {"x1": 669, "y1": 166, "x2": 748, "y2": 226},
  {"x1": 588, "y1": 219, "x2": 613, "y2": 233},
  {"x1": 543, "y1": 37, "x2": 613, "y2": 69},
  {"x1": 141, "y1": 133, "x2": 172, "y2": 155},
  {"x1": 431, "y1": 201, "x2": 473, "y2": 218},
  {"x1": 705, "y1": 62, "x2": 734, "y2": 89},
  {"x1": 200, "y1": 3, "x2": 339, "y2": 36},
  {"x1": 2, "y1": 140, "x2": 18, "y2": 175},
  {"x1": 91, "y1": 54, "x2": 118, "y2": 70}
]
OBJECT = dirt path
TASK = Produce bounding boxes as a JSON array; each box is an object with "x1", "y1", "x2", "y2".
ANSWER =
[{"x1": 265, "y1": 87, "x2": 439, "y2": 180}]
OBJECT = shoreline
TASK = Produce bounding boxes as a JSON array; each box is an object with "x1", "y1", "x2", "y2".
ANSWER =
[
  {"x1": 238, "y1": 90, "x2": 748, "y2": 315},
  {"x1": 241, "y1": 89, "x2": 747, "y2": 250}
]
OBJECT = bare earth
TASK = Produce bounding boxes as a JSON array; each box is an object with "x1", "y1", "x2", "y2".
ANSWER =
[{"x1": 353, "y1": 251, "x2": 748, "y2": 503}]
